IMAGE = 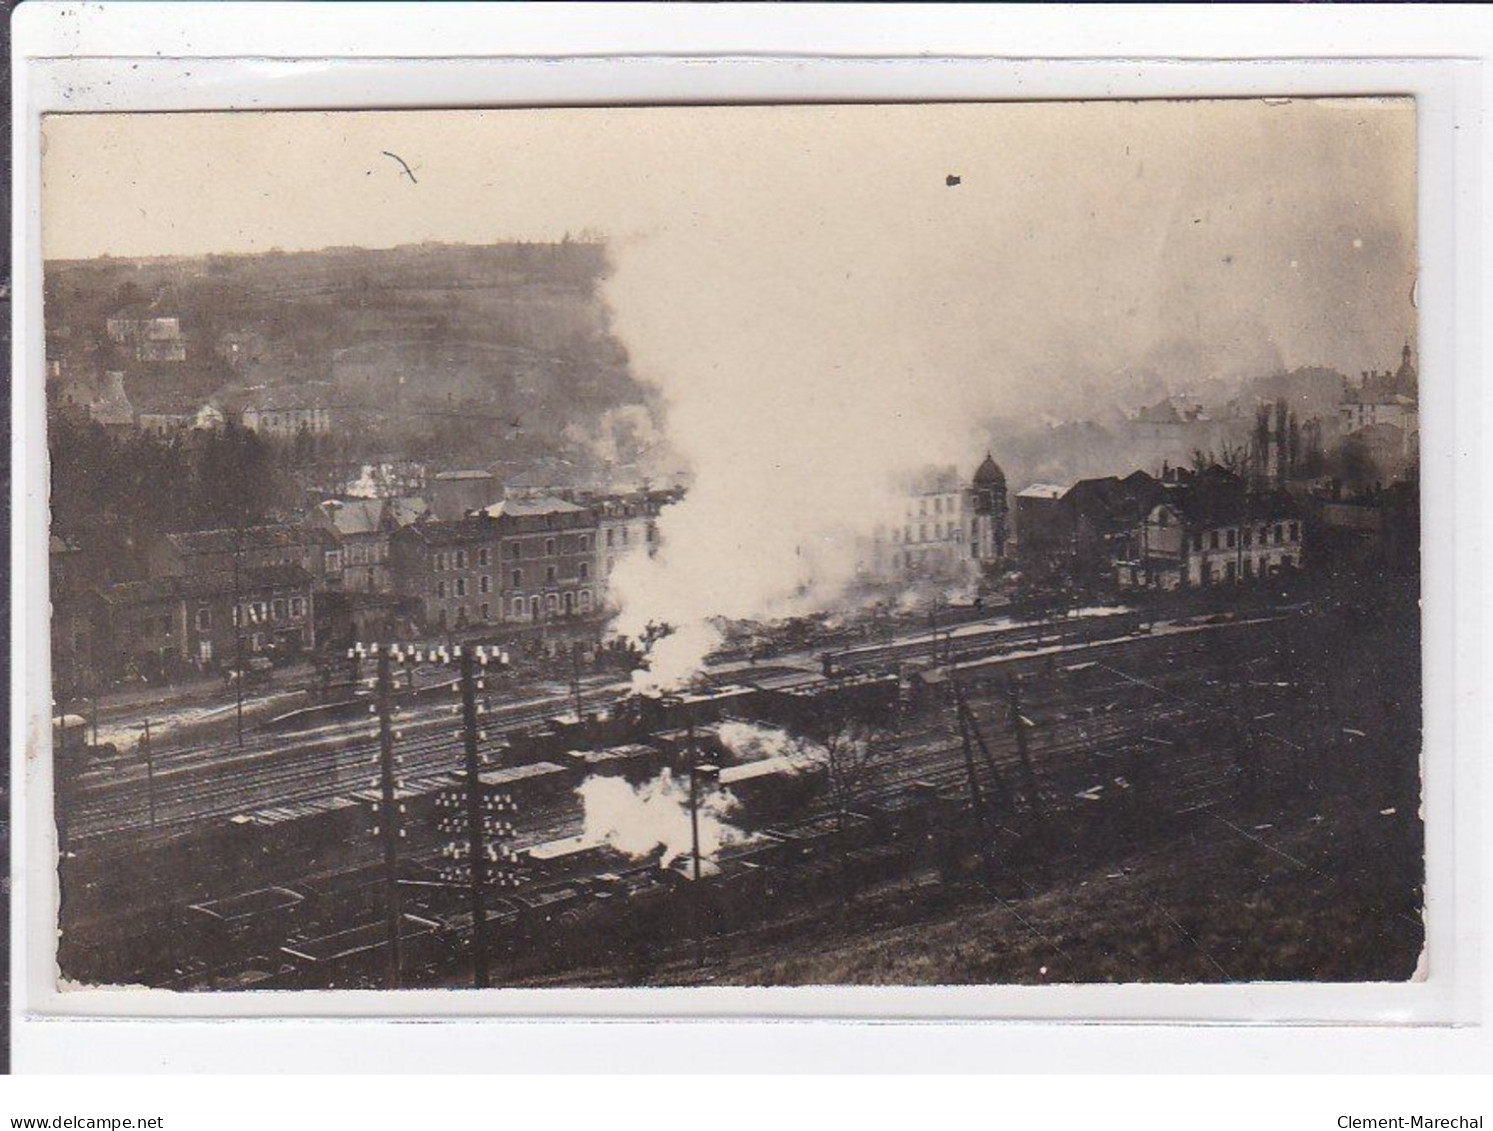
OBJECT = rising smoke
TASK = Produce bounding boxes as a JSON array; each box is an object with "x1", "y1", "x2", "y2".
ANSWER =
[
  {"x1": 576, "y1": 769, "x2": 745, "y2": 867},
  {"x1": 592, "y1": 101, "x2": 1416, "y2": 689}
]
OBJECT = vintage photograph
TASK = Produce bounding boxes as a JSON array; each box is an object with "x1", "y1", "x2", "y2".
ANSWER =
[{"x1": 41, "y1": 99, "x2": 1422, "y2": 992}]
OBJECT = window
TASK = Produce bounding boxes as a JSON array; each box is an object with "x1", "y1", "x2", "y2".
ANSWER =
[
  {"x1": 480, "y1": 575, "x2": 491, "y2": 594},
  {"x1": 434, "y1": 552, "x2": 446, "y2": 571},
  {"x1": 545, "y1": 538, "x2": 556, "y2": 556},
  {"x1": 508, "y1": 542, "x2": 522, "y2": 559},
  {"x1": 579, "y1": 562, "x2": 590, "y2": 580},
  {"x1": 546, "y1": 565, "x2": 557, "y2": 584},
  {"x1": 934, "y1": 498, "x2": 943, "y2": 514},
  {"x1": 579, "y1": 535, "x2": 590, "y2": 553},
  {"x1": 272, "y1": 598, "x2": 287, "y2": 621},
  {"x1": 478, "y1": 547, "x2": 490, "y2": 567},
  {"x1": 455, "y1": 550, "x2": 468, "y2": 570},
  {"x1": 546, "y1": 593, "x2": 559, "y2": 613},
  {"x1": 160, "y1": 613, "x2": 174, "y2": 635},
  {"x1": 480, "y1": 602, "x2": 491, "y2": 621},
  {"x1": 530, "y1": 596, "x2": 540, "y2": 619},
  {"x1": 919, "y1": 524, "x2": 927, "y2": 542},
  {"x1": 1289, "y1": 522, "x2": 1300, "y2": 542},
  {"x1": 1224, "y1": 561, "x2": 1236, "y2": 583},
  {"x1": 1273, "y1": 524, "x2": 1284, "y2": 545},
  {"x1": 1243, "y1": 559, "x2": 1254, "y2": 579},
  {"x1": 1243, "y1": 529, "x2": 1253, "y2": 548},
  {"x1": 580, "y1": 590, "x2": 593, "y2": 611},
  {"x1": 511, "y1": 569, "x2": 523, "y2": 588},
  {"x1": 606, "y1": 529, "x2": 615, "y2": 547},
  {"x1": 195, "y1": 607, "x2": 212, "y2": 632},
  {"x1": 1191, "y1": 533, "x2": 1203, "y2": 552},
  {"x1": 1226, "y1": 529, "x2": 1236, "y2": 549},
  {"x1": 564, "y1": 591, "x2": 575, "y2": 614},
  {"x1": 455, "y1": 577, "x2": 467, "y2": 597},
  {"x1": 1209, "y1": 531, "x2": 1220, "y2": 550},
  {"x1": 622, "y1": 528, "x2": 630, "y2": 545},
  {"x1": 436, "y1": 580, "x2": 447, "y2": 599},
  {"x1": 512, "y1": 598, "x2": 525, "y2": 618},
  {"x1": 324, "y1": 551, "x2": 339, "y2": 575},
  {"x1": 291, "y1": 597, "x2": 305, "y2": 617},
  {"x1": 1281, "y1": 554, "x2": 1294, "y2": 570}
]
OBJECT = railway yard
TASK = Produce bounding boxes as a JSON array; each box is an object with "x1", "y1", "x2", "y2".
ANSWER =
[{"x1": 55, "y1": 583, "x2": 1423, "y2": 990}]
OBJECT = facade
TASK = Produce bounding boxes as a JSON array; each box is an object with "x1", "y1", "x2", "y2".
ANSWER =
[
  {"x1": 484, "y1": 497, "x2": 601, "y2": 624},
  {"x1": 1116, "y1": 468, "x2": 1304, "y2": 590},
  {"x1": 146, "y1": 524, "x2": 343, "y2": 593},
  {"x1": 1339, "y1": 345, "x2": 1419, "y2": 442},
  {"x1": 866, "y1": 466, "x2": 972, "y2": 581},
  {"x1": 429, "y1": 470, "x2": 499, "y2": 521},
  {"x1": 92, "y1": 564, "x2": 317, "y2": 678},
  {"x1": 106, "y1": 306, "x2": 187, "y2": 364},
  {"x1": 586, "y1": 492, "x2": 665, "y2": 601},
  {"x1": 1016, "y1": 471, "x2": 1163, "y2": 584},
  {"x1": 309, "y1": 498, "x2": 395, "y2": 593},
  {"x1": 219, "y1": 384, "x2": 334, "y2": 439},
  {"x1": 389, "y1": 518, "x2": 502, "y2": 632},
  {"x1": 969, "y1": 452, "x2": 1010, "y2": 570}
]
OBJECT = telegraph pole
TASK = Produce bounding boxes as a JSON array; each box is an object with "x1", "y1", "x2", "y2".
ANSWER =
[
  {"x1": 141, "y1": 717, "x2": 156, "y2": 830},
  {"x1": 1007, "y1": 675, "x2": 1050, "y2": 867},
  {"x1": 459, "y1": 646, "x2": 492, "y2": 987},
  {"x1": 233, "y1": 520, "x2": 246, "y2": 749},
  {"x1": 430, "y1": 643, "x2": 516, "y2": 988},
  {"x1": 362, "y1": 643, "x2": 404, "y2": 987}
]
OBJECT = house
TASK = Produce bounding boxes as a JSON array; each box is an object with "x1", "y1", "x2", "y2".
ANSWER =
[
  {"x1": 1339, "y1": 345, "x2": 1419, "y2": 441},
  {"x1": 106, "y1": 303, "x2": 187, "y2": 363},
  {"x1": 146, "y1": 524, "x2": 343, "y2": 592},
  {"x1": 1016, "y1": 471, "x2": 1164, "y2": 583},
  {"x1": 217, "y1": 383, "x2": 334, "y2": 439},
  {"x1": 1117, "y1": 467, "x2": 1304, "y2": 590},
  {"x1": 389, "y1": 518, "x2": 502, "y2": 632},
  {"x1": 92, "y1": 564, "x2": 317, "y2": 679},
  {"x1": 482, "y1": 497, "x2": 601, "y2": 624},
  {"x1": 309, "y1": 498, "x2": 395, "y2": 593},
  {"x1": 865, "y1": 465, "x2": 976, "y2": 582},
  {"x1": 52, "y1": 370, "x2": 136, "y2": 436},
  {"x1": 581, "y1": 491, "x2": 665, "y2": 602}
]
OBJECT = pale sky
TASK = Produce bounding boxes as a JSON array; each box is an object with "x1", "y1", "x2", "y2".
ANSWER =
[{"x1": 42, "y1": 99, "x2": 1417, "y2": 397}]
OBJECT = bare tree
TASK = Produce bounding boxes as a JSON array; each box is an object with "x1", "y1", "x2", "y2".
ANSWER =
[{"x1": 814, "y1": 720, "x2": 894, "y2": 899}]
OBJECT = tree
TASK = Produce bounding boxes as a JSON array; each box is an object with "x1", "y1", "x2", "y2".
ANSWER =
[{"x1": 813, "y1": 719, "x2": 894, "y2": 898}]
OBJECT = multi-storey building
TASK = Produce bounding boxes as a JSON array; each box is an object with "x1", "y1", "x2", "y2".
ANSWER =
[
  {"x1": 1116, "y1": 467, "x2": 1305, "y2": 590},
  {"x1": 483, "y1": 497, "x2": 600, "y2": 624},
  {"x1": 389, "y1": 518, "x2": 501, "y2": 632}
]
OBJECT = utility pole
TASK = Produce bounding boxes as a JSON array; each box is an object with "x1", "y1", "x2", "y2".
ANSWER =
[
  {"x1": 1006, "y1": 675, "x2": 1050, "y2": 866},
  {"x1": 430, "y1": 643, "x2": 516, "y2": 989},
  {"x1": 141, "y1": 717, "x2": 156, "y2": 830},
  {"x1": 358, "y1": 642, "x2": 404, "y2": 988},
  {"x1": 233, "y1": 519, "x2": 246, "y2": 749},
  {"x1": 570, "y1": 642, "x2": 584, "y2": 723}
]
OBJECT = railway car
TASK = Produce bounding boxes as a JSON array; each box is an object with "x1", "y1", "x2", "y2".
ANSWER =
[{"x1": 718, "y1": 754, "x2": 824, "y2": 823}]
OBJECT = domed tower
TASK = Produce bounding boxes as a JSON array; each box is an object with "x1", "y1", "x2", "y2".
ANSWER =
[{"x1": 971, "y1": 452, "x2": 1009, "y2": 563}]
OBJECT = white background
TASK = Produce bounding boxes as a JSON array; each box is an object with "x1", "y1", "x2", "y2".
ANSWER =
[{"x1": 8, "y1": 0, "x2": 1492, "y2": 1105}]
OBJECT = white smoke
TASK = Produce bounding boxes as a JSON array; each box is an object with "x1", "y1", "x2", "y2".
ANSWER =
[
  {"x1": 576, "y1": 768, "x2": 745, "y2": 867},
  {"x1": 716, "y1": 720, "x2": 824, "y2": 772}
]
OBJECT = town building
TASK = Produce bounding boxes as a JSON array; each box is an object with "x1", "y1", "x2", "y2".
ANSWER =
[
  {"x1": 1016, "y1": 470, "x2": 1164, "y2": 585},
  {"x1": 145, "y1": 524, "x2": 343, "y2": 592},
  {"x1": 969, "y1": 452, "x2": 1010, "y2": 572},
  {"x1": 106, "y1": 304, "x2": 187, "y2": 364},
  {"x1": 1116, "y1": 466, "x2": 1305, "y2": 590},
  {"x1": 482, "y1": 497, "x2": 601, "y2": 624},
  {"x1": 429, "y1": 470, "x2": 500, "y2": 520},
  {"x1": 583, "y1": 491, "x2": 665, "y2": 601},
  {"x1": 309, "y1": 498, "x2": 395, "y2": 594},
  {"x1": 389, "y1": 518, "x2": 502, "y2": 633},
  {"x1": 865, "y1": 466, "x2": 973, "y2": 582},
  {"x1": 91, "y1": 564, "x2": 317, "y2": 679},
  {"x1": 1339, "y1": 345, "x2": 1419, "y2": 441}
]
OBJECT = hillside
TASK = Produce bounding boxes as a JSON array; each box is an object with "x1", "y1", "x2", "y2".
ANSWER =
[{"x1": 44, "y1": 241, "x2": 656, "y2": 477}]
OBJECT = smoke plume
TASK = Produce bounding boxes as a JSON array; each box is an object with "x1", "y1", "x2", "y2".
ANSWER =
[{"x1": 576, "y1": 769, "x2": 744, "y2": 867}]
